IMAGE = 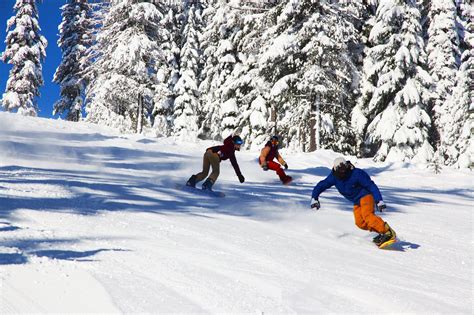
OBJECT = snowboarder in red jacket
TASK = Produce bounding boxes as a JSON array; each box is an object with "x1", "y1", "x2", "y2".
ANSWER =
[
  {"x1": 259, "y1": 135, "x2": 292, "y2": 185},
  {"x1": 311, "y1": 157, "x2": 396, "y2": 247},
  {"x1": 186, "y1": 135, "x2": 245, "y2": 191}
]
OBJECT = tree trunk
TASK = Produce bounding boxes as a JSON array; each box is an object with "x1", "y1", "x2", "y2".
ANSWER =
[
  {"x1": 271, "y1": 104, "x2": 277, "y2": 134},
  {"x1": 137, "y1": 93, "x2": 143, "y2": 134},
  {"x1": 309, "y1": 96, "x2": 319, "y2": 152},
  {"x1": 309, "y1": 116, "x2": 316, "y2": 152}
]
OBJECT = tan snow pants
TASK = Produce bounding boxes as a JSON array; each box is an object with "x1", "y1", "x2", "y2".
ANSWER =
[{"x1": 195, "y1": 149, "x2": 220, "y2": 182}]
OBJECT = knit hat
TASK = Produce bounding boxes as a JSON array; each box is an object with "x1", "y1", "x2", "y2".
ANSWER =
[{"x1": 333, "y1": 157, "x2": 346, "y2": 170}]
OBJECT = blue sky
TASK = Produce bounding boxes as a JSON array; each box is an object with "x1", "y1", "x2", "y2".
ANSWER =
[{"x1": 0, "y1": 0, "x2": 63, "y2": 118}]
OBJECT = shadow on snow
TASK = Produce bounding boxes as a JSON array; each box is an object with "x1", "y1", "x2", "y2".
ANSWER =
[{"x1": 0, "y1": 236, "x2": 129, "y2": 265}]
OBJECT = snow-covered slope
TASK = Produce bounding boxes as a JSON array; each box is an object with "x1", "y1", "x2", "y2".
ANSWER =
[{"x1": 0, "y1": 112, "x2": 472, "y2": 313}]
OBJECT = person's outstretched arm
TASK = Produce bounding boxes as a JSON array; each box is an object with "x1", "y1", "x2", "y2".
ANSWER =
[
  {"x1": 312, "y1": 173, "x2": 336, "y2": 200},
  {"x1": 230, "y1": 153, "x2": 245, "y2": 183}
]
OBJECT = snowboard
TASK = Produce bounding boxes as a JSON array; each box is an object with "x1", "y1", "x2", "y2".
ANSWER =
[
  {"x1": 176, "y1": 183, "x2": 225, "y2": 198},
  {"x1": 378, "y1": 238, "x2": 397, "y2": 250}
]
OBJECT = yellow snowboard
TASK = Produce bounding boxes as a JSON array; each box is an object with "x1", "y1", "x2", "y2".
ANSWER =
[{"x1": 378, "y1": 238, "x2": 397, "y2": 249}]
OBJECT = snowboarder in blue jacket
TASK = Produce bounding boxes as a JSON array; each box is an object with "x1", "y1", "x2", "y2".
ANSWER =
[{"x1": 311, "y1": 157, "x2": 396, "y2": 246}]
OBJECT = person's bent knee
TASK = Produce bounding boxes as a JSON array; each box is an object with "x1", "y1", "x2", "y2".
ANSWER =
[{"x1": 355, "y1": 220, "x2": 369, "y2": 230}]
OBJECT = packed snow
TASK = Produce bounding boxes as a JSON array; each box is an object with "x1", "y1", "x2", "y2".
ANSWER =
[{"x1": 0, "y1": 112, "x2": 472, "y2": 313}]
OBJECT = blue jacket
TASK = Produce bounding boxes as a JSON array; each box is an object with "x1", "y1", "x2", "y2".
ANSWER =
[{"x1": 312, "y1": 168, "x2": 383, "y2": 205}]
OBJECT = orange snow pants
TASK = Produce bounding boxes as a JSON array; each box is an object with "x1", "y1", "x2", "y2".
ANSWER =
[{"x1": 353, "y1": 194, "x2": 386, "y2": 234}]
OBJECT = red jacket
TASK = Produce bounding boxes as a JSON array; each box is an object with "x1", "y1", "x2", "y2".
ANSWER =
[{"x1": 208, "y1": 136, "x2": 243, "y2": 177}]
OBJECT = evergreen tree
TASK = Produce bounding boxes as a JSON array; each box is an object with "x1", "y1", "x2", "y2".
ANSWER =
[
  {"x1": 232, "y1": 12, "x2": 272, "y2": 149},
  {"x1": 257, "y1": 2, "x2": 301, "y2": 150},
  {"x1": 352, "y1": 0, "x2": 434, "y2": 162},
  {"x1": 259, "y1": 0, "x2": 358, "y2": 153},
  {"x1": 1, "y1": 0, "x2": 47, "y2": 116},
  {"x1": 153, "y1": 4, "x2": 181, "y2": 136},
  {"x1": 53, "y1": 0, "x2": 95, "y2": 121},
  {"x1": 243, "y1": 94, "x2": 269, "y2": 149},
  {"x1": 426, "y1": 0, "x2": 460, "y2": 157},
  {"x1": 217, "y1": 10, "x2": 268, "y2": 142},
  {"x1": 296, "y1": 2, "x2": 358, "y2": 154},
  {"x1": 82, "y1": 0, "x2": 109, "y2": 86},
  {"x1": 172, "y1": 1, "x2": 202, "y2": 140},
  {"x1": 339, "y1": 0, "x2": 372, "y2": 73},
  {"x1": 86, "y1": 0, "x2": 164, "y2": 133},
  {"x1": 442, "y1": 0, "x2": 473, "y2": 167},
  {"x1": 199, "y1": 0, "x2": 243, "y2": 140}
]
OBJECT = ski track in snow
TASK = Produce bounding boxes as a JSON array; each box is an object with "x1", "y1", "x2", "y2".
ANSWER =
[{"x1": 0, "y1": 113, "x2": 472, "y2": 313}]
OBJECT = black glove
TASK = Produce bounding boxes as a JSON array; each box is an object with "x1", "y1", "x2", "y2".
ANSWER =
[
  {"x1": 262, "y1": 164, "x2": 268, "y2": 171},
  {"x1": 310, "y1": 198, "x2": 320, "y2": 210},
  {"x1": 377, "y1": 201, "x2": 386, "y2": 212},
  {"x1": 284, "y1": 163, "x2": 288, "y2": 170},
  {"x1": 238, "y1": 174, "x2": 245, "y2": 183}
]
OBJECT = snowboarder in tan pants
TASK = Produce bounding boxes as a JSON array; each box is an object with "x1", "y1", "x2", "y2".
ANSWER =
[
  {"x1": 310, "y1": 157, "x2": 396, "y2": 247},
  {"x1": 186, "y1": 135, "x2": 245, "y2": 191}
]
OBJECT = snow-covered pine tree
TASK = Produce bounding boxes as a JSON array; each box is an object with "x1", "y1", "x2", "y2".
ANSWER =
[
  {"x1": 257, "y1": 2, "x2": 306, "y2": 151},
  {"x1": 53, "y1": 0, "x2": 95, "y2": 121},
  {"x1": 243, "y1": 94, "x2": 269, "y2": 149},
  {"x1": 352, "y1": 0, "x2": 434, "y2": 162},
  {"x1": 339, "y1": 0, "x2": 370, "y2": 33},
  {"x1": 426, "y1": 0, "x2": 461, "y2": 158},
  {"x1": 442, "y1": 0, "x2": 473, "y2": 168},
  {"x1": 81, "y1": 0, "x2": 109, "y2": 87},
  {"x1": 258, "y1": 0, "x2": 357, "y2": 153},
  {"x1": 219, "y1": 1, "x2": 289, "y2": 148},
  {"x1": 1, "y1": 0, "x2": 47, "y2": 116},
  {"x1": 297, "y1": 1, "x2": 358, "y2": 154},
  {"x1": 172, "y1": 1, "x2": 203, "y2": 140},
  {"x1": 338, "y1": 0, "x2": 370, "y2": 74},
  {"x1": 86, "y1": 0, "x2": 164, "y2": 133},
  {"x1": 153, "y1": 3, "x2": 181, "y2": 136},
  {"x1": 223, "y1": 5, "x2": 275, "y2": 149},
  {"x1": 199, "y1": 0, "x2": 243, "y2": 140},
  {"x1": 351, "y1": 1, "x2": 377, "y2": 153}
]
